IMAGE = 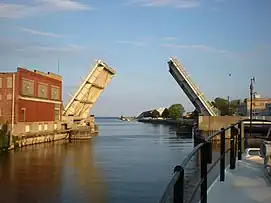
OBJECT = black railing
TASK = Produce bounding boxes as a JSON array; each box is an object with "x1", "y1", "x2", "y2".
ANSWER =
[{"x1": 158, "y1": 118, "x2": 271, "y2": 203}]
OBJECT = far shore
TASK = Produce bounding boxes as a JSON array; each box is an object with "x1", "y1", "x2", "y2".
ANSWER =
[{"x1": 137, "y1": 118, "x2": 194, "y2": 126}]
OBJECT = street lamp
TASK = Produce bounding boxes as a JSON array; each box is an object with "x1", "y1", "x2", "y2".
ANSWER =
[{"x1": 250, "y1": 77, "x2": 255, "y2": 137}]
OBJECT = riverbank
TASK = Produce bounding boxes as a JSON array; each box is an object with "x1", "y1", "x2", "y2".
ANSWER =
[
  {"x1": 137, "y1": 118, "x2": 194, "y2": 136},
  {"x1": 137, "y1": 118, "x2": 194, "y2": 126},
  {"x1": 0, "y1": 125, "x2": 99, "y2": 152}
]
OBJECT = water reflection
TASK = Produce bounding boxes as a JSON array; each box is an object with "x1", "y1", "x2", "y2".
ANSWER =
[
  {"x1": 0, "y1": 141, "x2": 106, "y2": 203},
  {"x1": 0, "y1": 143, "x2": 65, "y2": 203},
  {"x1": 0, "y1": 119, "x2": 194, "y2": 203},
  {"x1": 61, "y1": 140, "x2": 107, "y2": 203}
]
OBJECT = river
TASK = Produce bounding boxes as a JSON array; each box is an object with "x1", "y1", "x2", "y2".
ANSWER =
[{"x1": 0, "y1": 118, "x2": 194, "y2": 203}]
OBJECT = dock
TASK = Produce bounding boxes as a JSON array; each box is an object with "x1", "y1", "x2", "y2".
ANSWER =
[
  {"x1": 158, "y1": 118, "x2": 271, "y2": 203},
  {"x1": 208, "y1": 158, "x2": 271, "y2": 203}
]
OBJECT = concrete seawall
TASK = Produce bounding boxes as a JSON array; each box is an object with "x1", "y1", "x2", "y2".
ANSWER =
[
  {"x1": 11, "y1": 127, "x2": 98, "y2": 149},
  {"x1": 14, "y1": 131, "x2": 69, "y2": 148},
  {"x1": 6, "y1": 121, "x2": 99, "y2": 150},
  {"x1": 198, "y1": 116, "x2": 244, "y2": 131}
]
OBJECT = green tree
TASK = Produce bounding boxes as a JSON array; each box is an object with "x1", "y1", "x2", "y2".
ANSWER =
[
  {"x1": 212, "y1": 97, "x2": 241, "y2": 116},
  {"x1": 212, "y1": 97, "x2": 229, "y2": 116},
  {"x1": 162, "y1": 108, "x2": 169, "y2": 118},
  {"x1": 168, "y1": 104, "x2": 185, "y2": 119},
  {"x1": 151, "y1": 110, "x2": 160, "y2": 118},
  {"x1": 230, "y1": 99, "x2": 241, "y2": 115},
  {"x1": 0, "y1": 122, "x2": 10, "y2": 151}
]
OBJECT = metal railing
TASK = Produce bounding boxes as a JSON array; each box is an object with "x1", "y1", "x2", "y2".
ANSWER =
[{"x1": 158, "y1": 118, "x2": 269, "y2": 203}]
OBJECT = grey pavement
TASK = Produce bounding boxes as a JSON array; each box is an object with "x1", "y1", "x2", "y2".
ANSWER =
[{"x1": 208, "y1": 158, "x2": 271, "y2": 203}]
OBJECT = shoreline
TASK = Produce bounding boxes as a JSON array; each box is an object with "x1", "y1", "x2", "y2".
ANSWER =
[
  {"x1": 137, "y1": 118, "x2": 194, "y2": 126},
  {"x1": 137, "y1": 118, "x2": 194, "y2": 136},
  {"x1": 1, "y1": 126, "x2": 99, "y2": 153}
]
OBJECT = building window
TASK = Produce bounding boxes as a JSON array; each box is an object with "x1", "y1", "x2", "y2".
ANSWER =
[
  {"x1": 7, "y1": 93, "x2": 12, "y2": 100},
  {"x1": 0, "y1": 93, "x2": 2, "y2": 100},
  {"x1": 20, "y1": 108, "x2": 25, "y2": 122},
  {"x1": 51, "y1": 86, "x2": 60, "y2": 100},
  {"x1": 7, "y1": 77, "x2": 12, "y2": 88},
  {"x1": 38, "y1": 124, "x2": 42, "y2": 131},
  {"x1": 38, "y1": 83, "x2": 48, "y2": 98},
  {"x1": 25, "y1": 125, "x2": 30, "y2": 133},
  {"x1": 54, "y1": 108, "x2": 60, "y2": 121},
  {"x1": 22, "y1": 79, "x2": 34, "y2": 96},
  {"x1": 0, "y1": 78, "x2": 2, "y2": 88}
]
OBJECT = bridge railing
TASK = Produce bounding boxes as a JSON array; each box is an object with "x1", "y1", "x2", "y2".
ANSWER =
[
  {"x1": 158, "y1": 118, "x2": 269, "y2": 203},
  {"x1": 169, "y1": 58, "x2": 217, "y2": 116}
]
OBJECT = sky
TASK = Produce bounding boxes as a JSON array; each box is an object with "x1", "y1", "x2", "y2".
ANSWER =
[{"x1": 1, "y1": 0, "x2": 271, "y2": 117}]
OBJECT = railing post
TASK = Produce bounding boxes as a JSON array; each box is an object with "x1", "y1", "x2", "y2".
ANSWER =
[
  {"x1": 206, "y1": 141, "x2": 212, "y2": 164},
  {"x1": 230, "y1": 126, "x2": 236, "y2": 169},
  {"x1": 238, "y1": 122, "x2": 242, "y2": 160},
  {"x1": 173, "y1": 165, "x2": 184, "y2": 203},
  {"x1": 200, "y1": 143, "x2": 208, "y2": 203},
  {"x1": 220, "y1": 128, "x2": 225, "y2": 181}
]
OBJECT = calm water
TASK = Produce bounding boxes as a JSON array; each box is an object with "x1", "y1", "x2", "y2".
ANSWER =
[{"x1": 0, "y1": 118, "x2": 194, "y2": 203}]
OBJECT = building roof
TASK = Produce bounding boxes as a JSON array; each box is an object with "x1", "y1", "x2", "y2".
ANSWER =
[
  {"x1": 243, "y1": 97, "x2": 271, "y2": 102},
  {"x1": 156, "y1": 107, "x2": 166, "y2": 115},
  {"x1": 137, "y1": 107, "x2": 167, "y2": 118},
  {"x1": 17, "y1": 67, "x2": 62, "y2": 81},
  {"x1": 0, "y1": 72, "x2": 16, "y2": 75}
]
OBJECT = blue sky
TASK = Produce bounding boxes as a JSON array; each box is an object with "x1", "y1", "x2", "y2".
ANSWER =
[{"x1": 1, "y1": 0, "x2": 271, "y2": 116}]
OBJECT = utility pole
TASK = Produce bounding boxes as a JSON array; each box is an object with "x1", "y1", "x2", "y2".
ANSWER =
[
  {"x1": 228, "y1": 73, "x2": 231, "y2": 116},
  {"x1": 227, "y1": 96, "x2": 230, "y2": 115},
  {"x1": 250, "y1": 77, "x2": 255, "y2": 137}
]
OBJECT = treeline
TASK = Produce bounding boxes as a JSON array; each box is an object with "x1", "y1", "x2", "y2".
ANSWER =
[
  {"x1": 147, "y1": 97, "x2": 242, "y2": 120},
  {"x1": 211, "y1": 97, "x2": 241, "y2": 116},
  {"x1": 150, "y1": 104, "x2": 186, "y2": 119}
]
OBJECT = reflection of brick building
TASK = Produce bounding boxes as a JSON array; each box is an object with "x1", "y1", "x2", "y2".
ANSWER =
[{"x1": 0, "y1": 68, "x2": 62, "y2": 124}]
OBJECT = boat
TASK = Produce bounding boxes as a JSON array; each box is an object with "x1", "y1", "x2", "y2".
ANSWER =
[{"x1": 119, "y1": 115, "x2": 130, "y2": 121}]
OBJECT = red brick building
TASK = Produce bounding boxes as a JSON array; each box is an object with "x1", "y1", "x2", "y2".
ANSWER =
[{"x1": 0, "y1": 68, "x2": 62, "y2": 125}]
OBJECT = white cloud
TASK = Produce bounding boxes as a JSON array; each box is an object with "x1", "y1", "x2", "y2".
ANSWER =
[
  {"x1": 19, "y1": 27, "x2": 62, "y2": 38},
  {"x1": 0, "y1": 0, "x2": 92, "y2": 19},
  {"x1": 39, "y1": 0, "x2": 90, "y2": 11},
  {"x1": 161, "y1": 36, "x2": 177, "y2": 40},
  {"x1": 0, "y1": 3, "x2": 30, "y2": 18},
  {"x1": 114, "y1": 40, "x2": 145, "y2": 46},
  {"x1": 128, "y1": 0, "x2": 200, "y2": 8},
  {"x1": 0, "y1": 37, "x2": 87, "y2": 59},
  {"x1": 162, "y1": 43, "x2": 230, "y2": 54},
  {"x1": 19, "y1": 44, "x2": 87, "y2": 52}
]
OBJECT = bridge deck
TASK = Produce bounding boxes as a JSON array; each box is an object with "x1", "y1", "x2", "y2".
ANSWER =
[{"x1": 208, "y1": 158, "x2": 271, "y2": 203}]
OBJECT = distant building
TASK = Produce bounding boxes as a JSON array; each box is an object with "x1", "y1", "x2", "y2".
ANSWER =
[
  {"x1": 0, "y1": 67, "x2": 62, "y2": 125},
  {"x1": 267, "y1": 104, "x2": 271, "y2": 116},
  {"x1": 236, "y1": 94, "x2": 271, "y2": 116},
  {"x1": 259, "y1": 103, "x2": 271, "y2": 116},
  {"x1": 156, "y1": 107, "x2": 166, "y2": 116},
  {"x1": 137, "y1": 107, "x2": 167, "y2": 119},
  {"x1": 137, "y1": 110, "x2": 152, "y2": 119}
]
